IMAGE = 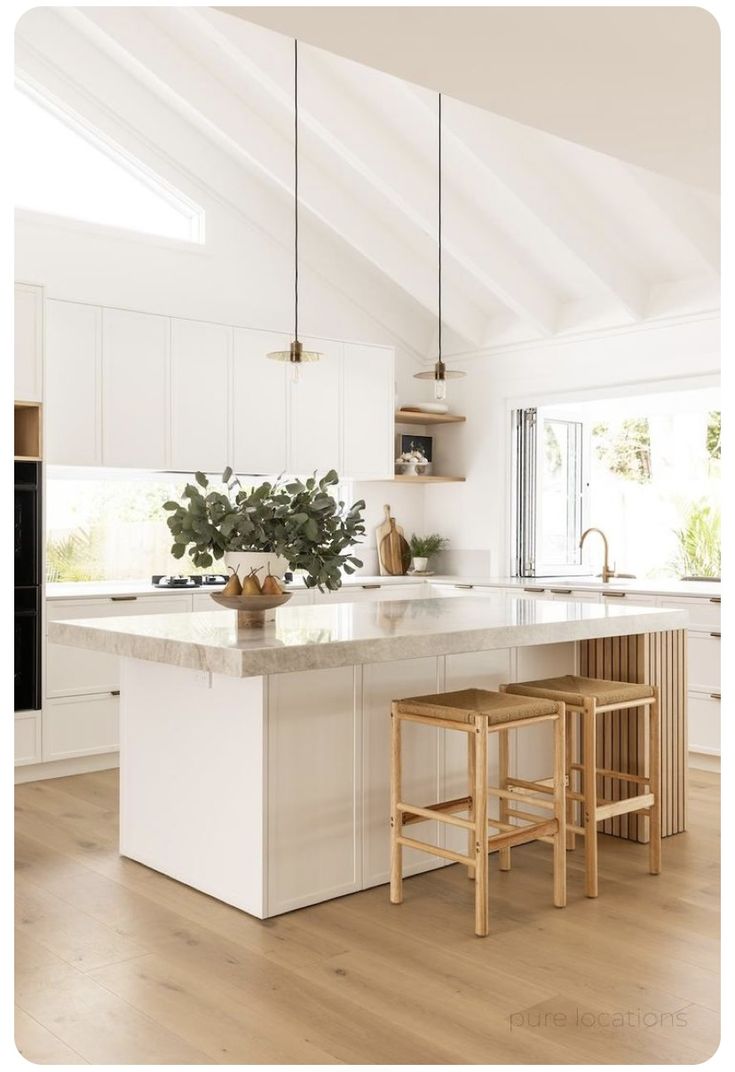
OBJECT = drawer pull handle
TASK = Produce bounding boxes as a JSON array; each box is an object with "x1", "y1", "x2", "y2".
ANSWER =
[
  {"x1": 550, "y1": 589, "x2": 572, "y2": 595},
  {"x1": 709, "y1": 597, "x2": 721, "y2": 604},
  {"x1": 455, "y1": 584, "x2": 474, "y2": 590},
  {"x1": 710, "y1": 693, "x2": 721, "y2": 701},
  {"x1": 110, "y1": 689, "x2": 120, "y2": 697},
  {"x1": 602, "y1": 591, "x2": 626, "y2": 598},
  {"x1": 111, "y1": 595, "x2": 138, "y2": 602},
  {"x1": 523, "y1": 587, "x2": 545, "y2": 593},
  {"x1": 710, "y1": 632, "x2": 721, "y2": 638},
  {"x1": 361, "y1": 584, "x2": 381, "y2": 590}
]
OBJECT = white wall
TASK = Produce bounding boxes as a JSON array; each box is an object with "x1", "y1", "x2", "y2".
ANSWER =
[{"x1": 423, "y1": 314, "x2": 720, "y2": 573}]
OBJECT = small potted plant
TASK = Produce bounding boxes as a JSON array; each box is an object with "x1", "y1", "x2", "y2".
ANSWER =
[
  {"x1": 163, "y1": 468, "x2": 366, "y2": 591},
  {"x1": 408, "y1": 533, "x2": 448, "y2": 574}
]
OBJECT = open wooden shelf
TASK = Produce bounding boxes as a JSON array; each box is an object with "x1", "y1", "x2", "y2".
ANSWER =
[
  {"x1": 393, "y1": 474, "x2": 465, "y2": 484},
  {"x1": 14, "y1": 402, "x2": 42, "y2": 460},
  {"x1": 395, "y1": 409, "x2": 466, "y2": 426}
]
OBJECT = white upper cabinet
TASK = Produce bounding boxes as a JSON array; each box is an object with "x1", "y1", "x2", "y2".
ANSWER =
[
  {"x1": 102, "y1": 308, "x2": 170, "y2": 469},
  {"x1": 14, "y1": 283, "x2": 44, "y2": 403},
  {"x1": 232, "y1": 328, "x2": 289, "y2": 475},
  {"x1": 288, "y1": 337, "x2": 342, "y2": 475},
  {"x1": 171, "y1": 319, "x2": 231, "y2": 474},
  {"x1": 45, "y1": 300, "x2": 101, "y2": 466},
  {"x1": 342, "y1": 343, "x2": 394, "y2": 479}
]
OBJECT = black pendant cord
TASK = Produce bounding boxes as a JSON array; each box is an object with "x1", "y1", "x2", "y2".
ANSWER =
[
  {"x1": 438, "y1": 91, "x2": 442, "y2": 367},
  {"x1": 294, "y1": 38, "x2": 299, "y2": 345}
]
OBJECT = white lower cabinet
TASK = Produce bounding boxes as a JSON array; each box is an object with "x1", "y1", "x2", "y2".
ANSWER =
[
  {"x1": 15, "y1": 712, "x2": 42, "y2": 766},
  {"x1": 45, "y1": 694, "x2": 119, "y2": 761},
  {"x1": 267, "y1": 666, "x2": 360, "y2": 915},
  {"x1": 687, "y1": 691, "x2": 721, "y2": 755}
]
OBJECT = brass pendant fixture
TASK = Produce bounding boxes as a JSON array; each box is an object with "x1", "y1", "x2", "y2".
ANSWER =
[
  {"x1": 267, "y1": 39, "x2": 321, "y2": 381},
  {"x1": 414, "y1": 93, "x2": 465, "y2": 400}
]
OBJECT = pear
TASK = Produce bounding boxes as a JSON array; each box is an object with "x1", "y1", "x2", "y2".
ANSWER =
[
  {"x1": 242, "y1": 567, "x2": 263, "y2": 596},
  {"x1": 261, "y1": 562, "x2": 283, "y2": 596},
  {"x1": 222, "y1": 565, "x2": 242, "y2": 597}
]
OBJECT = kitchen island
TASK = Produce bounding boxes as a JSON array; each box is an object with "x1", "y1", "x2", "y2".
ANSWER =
[{"x1": 48, "y1": 593, "x2": 687, "y2": 918}]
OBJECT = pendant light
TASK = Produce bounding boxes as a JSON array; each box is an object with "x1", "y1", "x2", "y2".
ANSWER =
[
  {"x1": 414, "y1": 93, "x2": 465, "y2": 400},
  {"x1": 267, "y1": 39, "x2": 321, "y2": 381}
]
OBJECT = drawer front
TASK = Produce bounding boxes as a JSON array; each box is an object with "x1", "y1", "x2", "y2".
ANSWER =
[
  {"x1": 659, "y1": 596, "x2": 720, "y2": 631},
  {"x1": 47, "y1": 595, "x2": 190, "y2": 697},
  {"x1": 315, "y1": 584, "x2": 425, "y2": 604},
  {"x1": 688, "y1": 632, "x2": 721, "y2": 690},
  {"x1": 15, "y1": 711, "x2": 42, "y2": 766},
  {"x1": 688, "y1": 691, "x2": 720, "y2": 755},
  {"x1": 44, "y1": 693, "x2": 120, "y2": 760}
]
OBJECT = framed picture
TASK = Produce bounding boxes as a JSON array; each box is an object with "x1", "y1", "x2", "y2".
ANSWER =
[{"x1": 399, "y1": 433, "x2": 433, "y2": 461}]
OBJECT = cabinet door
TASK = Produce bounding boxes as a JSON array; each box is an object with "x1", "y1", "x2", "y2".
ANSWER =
[
  {"x1": 342, "y1": 343, "x2": 394, "y2": 479},
  {"x1": 232, "y1": 328, "x2": 289, "y2": 475},
  {"x1": 288, "y1": 337, "x2": 341, "y2": 475},
  {"x1": 267, "y1": 665, "x2": 359, "y2": 914},
  {"x1": 45, "y1": 694, "x2": 119, "y2": 761},
  {"x1": 171, "y1": 319, "x2": 231, "y2": 474},
  {"x1": 15, "y1": 712, "x2": 42, "y2": 766},
  {"x1": 45, "y1": 300, "x2": 101, "y2": 465},
  {"x1": 688, "y1": 691, "x2": 720, "y2": 755},
  {"x1": 102, "y1": 309, "x2": 170, "y2": 468},
  {"x1": 14, "y1": 283, "x2": 43, "y2": 403}
]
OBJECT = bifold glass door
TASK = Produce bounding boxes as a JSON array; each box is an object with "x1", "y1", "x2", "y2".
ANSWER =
[{"x1": 512, "y1": 407, "x2": 589, "y2": 577}]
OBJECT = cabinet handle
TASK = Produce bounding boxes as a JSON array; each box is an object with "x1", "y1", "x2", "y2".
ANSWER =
[
  {"x1": 110, "y1": 689, "x2": 120, "y2": 697},
  {"x1": 709, "y1": 597, "x2": 721, "y2": 604},
  {"x1": 523, "y1": 587, "x2": 545, "y2": 593},
  {"x1": 454, "y1": 584, "x2": 474, "y2": 590},
  {"x1": 111, "y1": 595, "x2": 138, "y2": 602},
  {"x1": 550, "y1": 589, "x2": 572, "y2": 595},
  {"x1": 710, "y1": 632, "x2": 721, "y2": 638},
  {"x1": 710, "y1": 693, "x2": 721, "y2": 701},
  {"x1": 602, "y1": 591, "x2": 626, "y2": 598},
  {"x1": 361, "y1": 584, "x2": 381, "y2": 590}
]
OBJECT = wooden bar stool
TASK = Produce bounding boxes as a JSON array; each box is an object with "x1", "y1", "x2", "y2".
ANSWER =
[
  {"x1": 390, "y1": 688, "x2": 567, "y2": 937},
  {"x1": 502, "y1": 675, "x2": 661, "y2": 897}
]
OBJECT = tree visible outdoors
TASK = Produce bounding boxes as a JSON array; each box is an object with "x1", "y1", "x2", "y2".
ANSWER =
[
  {"x1": 706, "y1": 410, "x2": 721, "y2": 461},
  {"x1": 592, "y1": 418, "x2": 652, "y2": 483},
  {"x1": 671, "y1": 499, "x2": 721, "y2": 578}
]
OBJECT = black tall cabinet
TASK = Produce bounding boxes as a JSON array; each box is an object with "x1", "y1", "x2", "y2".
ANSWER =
[{"x1": 14, "y1": 460, "x2": 42, "y2": 712}]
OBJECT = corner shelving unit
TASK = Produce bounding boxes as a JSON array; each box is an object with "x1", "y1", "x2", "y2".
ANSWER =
[{"x1": 394, "y1": 408, "x2": 466, "y2": 483}]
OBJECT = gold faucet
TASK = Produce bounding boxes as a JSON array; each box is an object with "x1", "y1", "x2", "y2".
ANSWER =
[{"x1": 580, "y1": 527, "x2": 615, "y2": 583}]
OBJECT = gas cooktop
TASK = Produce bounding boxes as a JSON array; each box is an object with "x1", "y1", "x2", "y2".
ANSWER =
[{"x1": 151, "y1": 574, "x2": 227, "y2": 589}]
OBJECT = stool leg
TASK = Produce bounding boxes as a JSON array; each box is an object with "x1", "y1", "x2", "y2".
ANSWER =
[
  {"x1": 649, "y1": 689, "x2": 662, "y2": 875},
  {"x1": 390, "y1": 706, "x2": 403, "y2": 905},
  {"x1": 474, "y1": 715, "x2": 489, "y2": 936},
  {"x1": 552, "y1": 704, "x2": 567, "y2": 907},
  {"x1": 498, "y1": 728, "x2": 511, "y2": 871},
  {"x1": 565, "y1": 708, "x2": 576, "y2": 851},
  {"x1": 467, "y1": 730, "x2": 476, "y2": 880},
  {"x1": 583, "y1": 698, "x2": 599, "y2": 897}
]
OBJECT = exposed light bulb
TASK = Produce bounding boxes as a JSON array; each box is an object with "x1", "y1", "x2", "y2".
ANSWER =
[
  {"x1": 434, "y1": 377, "x2": 447, "y2": 401},
  {"x1": 290, "y1": 360, "x2": 301, "y2": 384}
]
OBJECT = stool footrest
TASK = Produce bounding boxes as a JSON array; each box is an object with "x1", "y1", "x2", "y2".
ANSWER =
[
  {"x1": 596, "y1": 793, "x2": 654, "y2": 821},
  {"x1": 570, "y1": 762, "x2": 650, "y2": 786},
  {"x1": 488, "y1": 819, "x2": 558, "y2": 852},
  {"x1": 396, "y1": 835, "x2": 474, "y2": 867},
  {"x1": 398, "y1": 797, "x2": 474, "y2": 829},
  {"x1": 490, "y1": 785, "x2": 555, "y2": 810}
]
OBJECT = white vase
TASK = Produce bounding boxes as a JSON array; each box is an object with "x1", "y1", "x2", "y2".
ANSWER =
[{"x1": 412, "y1": 556, "x2": 429, "y2": 573}]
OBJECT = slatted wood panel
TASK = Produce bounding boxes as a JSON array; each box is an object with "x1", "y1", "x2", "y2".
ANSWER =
[{"x1": 579, "y1": 630, "x2": 687, "y2": 841}]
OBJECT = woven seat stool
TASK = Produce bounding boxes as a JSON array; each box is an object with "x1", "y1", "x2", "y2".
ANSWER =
[
  {"x1": 390, "y1": 688, "x2": 566, "y2": 937},
  {"x1": 502, "y1": 675, "x2": 661, "y2": 897}
]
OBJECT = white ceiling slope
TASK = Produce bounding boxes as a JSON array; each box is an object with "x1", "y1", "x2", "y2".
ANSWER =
[
  {"x1": 226, "y1": 6, "x2": 720, "y2": 193},
  {"x1": 16, "y1": 7, "x2": 719, "y2": 360}
]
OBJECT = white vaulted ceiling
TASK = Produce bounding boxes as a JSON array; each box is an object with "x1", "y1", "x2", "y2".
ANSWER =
[{"x1": 15, "y1": 6, "x2": 720, "y2": 360}]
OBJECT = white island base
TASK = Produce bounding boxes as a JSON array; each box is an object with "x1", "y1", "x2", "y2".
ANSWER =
[{"x1": 120, "y1": 642, "x2": 685, "y2": 919}]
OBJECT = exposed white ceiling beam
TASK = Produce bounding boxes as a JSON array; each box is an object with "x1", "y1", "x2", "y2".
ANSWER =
[
  {"x1": 623, "y1": 169, "x2": 720, "y2": 276},
  {"x1": 61, "y1": 5, "x2": 488, "y2": 352}
]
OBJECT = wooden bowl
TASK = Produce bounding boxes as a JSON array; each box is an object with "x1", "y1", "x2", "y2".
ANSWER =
[{"x1": 210, "y1": 591, "x2": 292, "y2": 628}]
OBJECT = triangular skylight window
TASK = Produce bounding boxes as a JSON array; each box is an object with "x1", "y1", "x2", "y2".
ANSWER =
[{"x1": 14, "y1": 80, "x2": 204, "y2": 243}]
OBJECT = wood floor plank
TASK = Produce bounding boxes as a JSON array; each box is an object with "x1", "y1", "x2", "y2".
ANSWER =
[{"x1": 15, "y1": 767, "x2": 720, "y2": 1064}]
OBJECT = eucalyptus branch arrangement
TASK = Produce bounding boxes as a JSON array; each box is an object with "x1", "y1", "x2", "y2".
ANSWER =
[{"x1": 163, "y1": 469, "x2": 366, "y2": 590}]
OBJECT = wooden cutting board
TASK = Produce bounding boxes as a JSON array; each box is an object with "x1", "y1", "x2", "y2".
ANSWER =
[
  {"x1": 376, "y1": 504, "x2": 405, "y2": 577},
  {"x1": 379, "y1": 518, "x2": 411, "y2": 577}
]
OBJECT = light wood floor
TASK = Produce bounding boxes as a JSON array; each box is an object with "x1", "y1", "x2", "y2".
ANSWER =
[{"x1": 15, "y1": 768, "x2": 719, "y2": 1064}]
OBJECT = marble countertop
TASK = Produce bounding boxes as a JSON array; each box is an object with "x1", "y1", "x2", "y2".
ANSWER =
[
  {"x1": 48, "y1": 593, "x2": 688, "y2": 679},
  {"x1": 45, "y1": 574, "x2": 719, "y2": 601}
]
